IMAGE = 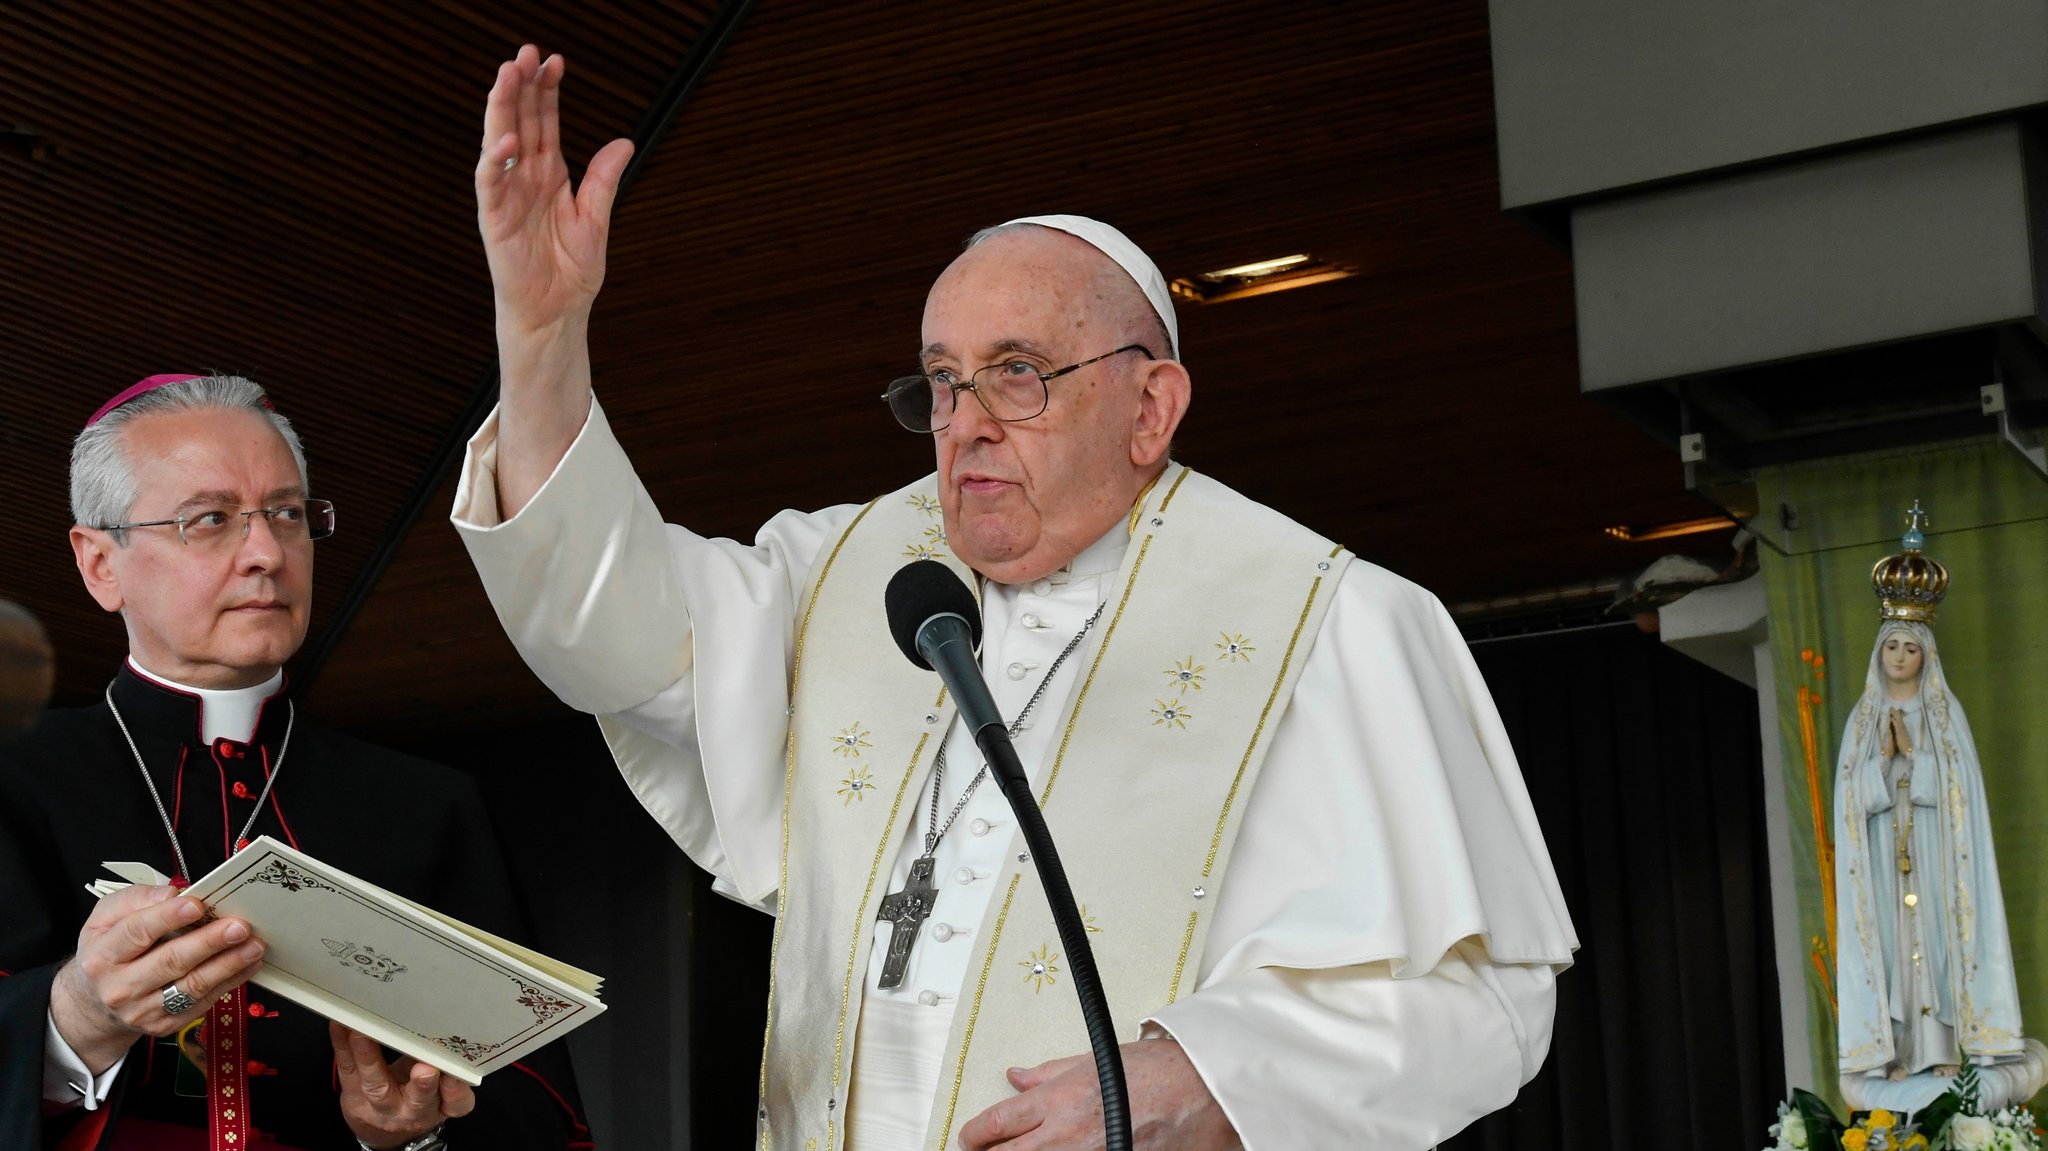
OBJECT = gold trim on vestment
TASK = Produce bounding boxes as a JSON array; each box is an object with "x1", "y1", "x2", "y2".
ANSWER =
[
  {"x1": 762, "y1": 496, "x2": 881, "y2": 1150},
  {"x1": 829, "y1": 700, "x2": 943, "y2": 1150},
  {"x1": 1157, "y1": 467, "x2": 1193, "y2": 513},
  {"x1": 938, "y1": 874, "x2": 1026, "y2": 1148},
  {"x1": 1037, "y1": 533, "x2": 1153, "y2": 807},
  {"x1": 1167, "y1": 911, "x2": 1202, "y2": 1005}
]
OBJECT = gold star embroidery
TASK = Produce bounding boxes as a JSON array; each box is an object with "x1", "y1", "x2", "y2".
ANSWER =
[
  {"x1": 904, "y1": 543, "x2": 939, "y2": 561},
  {"x1": 831, "y1": 724, "x2": 872, "y2": 759},
  {"x1": 923, "y1": 523, "x2": 946, "y2": 546},
  {"x1": 1020, "y1": 945, "x2": 1061, "y2": 992},
  {"x1": 1151, "y1": 698, "x2": 1191, "y2": 729},
  {"x1": 837, "y1": 766, "x2": 874, "y2": 805},
  {"x1": 1215, "y1": 632, "x2": 1255, "y2": 663},
  {"x1": 907, "y1": 493, "x2": 941, "y2": 516},
  {"x1": 1079, "y1": 903, "x2": 1103, "y2": 934},
  {"x1": 1164, "y1": 657, "x2": 1205, "y2": 691}
]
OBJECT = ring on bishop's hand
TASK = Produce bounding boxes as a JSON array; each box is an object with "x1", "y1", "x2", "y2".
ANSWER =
[
  {"x1": 162, "y1": 982, "x2": 200, "y2": 1016},
  {"x1": 502, "y1": 155, "x2": 518, "y2": 172}
]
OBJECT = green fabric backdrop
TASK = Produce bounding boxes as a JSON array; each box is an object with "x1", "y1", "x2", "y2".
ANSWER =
[{"x1": 1757, "y1": 435, "x2": 2048, "y2": 1111}]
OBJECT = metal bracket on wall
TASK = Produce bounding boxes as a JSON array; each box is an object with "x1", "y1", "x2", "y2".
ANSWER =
[{"x1": 1981, "y1": 382, "x2": 2048, "y2": 481}]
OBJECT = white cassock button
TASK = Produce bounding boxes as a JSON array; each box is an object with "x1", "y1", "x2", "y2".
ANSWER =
[
  {"x1": 1006, "y1": 663, "x2": 1028, "y2": 680},
  {"x1": 1031, "y1": 578, "x2": 1053, "y2": 595},
  {"x1": 968, "y1": 818, "x2": 990, "y2": 836},
  {"x1": 917, "y1": 990, "x2": 940, "y2": 1006},
  {"x1": 1020, "y1": 612, "x2": 1042, "y2": 629},
  {"x1": 955, "y1": 867, "x2": 976, "y2": 884},
  {"x1": 931, "y1": 922, "x2": 954, "y2": 942}
]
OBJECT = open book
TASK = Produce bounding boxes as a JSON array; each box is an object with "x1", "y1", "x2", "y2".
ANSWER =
[{"x1": 89, "y1": 835, "x2": 604, "y2": 1085}]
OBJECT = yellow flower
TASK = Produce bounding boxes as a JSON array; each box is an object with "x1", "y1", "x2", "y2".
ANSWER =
[
  {"x1": 1867, "y1": 1111, "x2": 1897, "y2": 1132},
  {"x1": 1841, "y1": 1130, "x2": 1868, "y2": 1151},
  {"x1": 1901, "y1": 1134, "x2": 1928, "y2": 1151}
]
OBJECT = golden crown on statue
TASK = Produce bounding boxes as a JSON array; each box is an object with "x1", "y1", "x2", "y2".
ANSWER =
[{"x1": 1870, "y1": 500, "x2": 1950, "y2": 623}]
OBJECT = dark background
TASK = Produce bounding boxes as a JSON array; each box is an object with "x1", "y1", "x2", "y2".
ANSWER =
[{"x1": 2, "y1": 4, "x2": 1777, "y2": 1146}]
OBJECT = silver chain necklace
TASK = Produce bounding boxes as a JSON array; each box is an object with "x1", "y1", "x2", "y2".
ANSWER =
[
  {"x1": 921, "y1": 599, "x2": 1105, "y2": 853},
  {"x1": 106, "y1": 684, "x2": 295, "y2": 882},
  {"x1": 874, "y1": 599, "x2": 1104, "y2": 989}
]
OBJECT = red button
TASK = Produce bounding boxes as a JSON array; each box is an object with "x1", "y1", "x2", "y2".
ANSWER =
[{"x1": 232, "y1": 781, "x2": 253, "y2": 799}]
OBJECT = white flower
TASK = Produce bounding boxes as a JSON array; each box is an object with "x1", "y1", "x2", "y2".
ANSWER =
[
  {"x1": 1952, "y1": 1115, "x2": 1996, "y2": 1151},
  {"x1": 1782, "y1": 1111, "x2": 1808, "y2": 1149}
]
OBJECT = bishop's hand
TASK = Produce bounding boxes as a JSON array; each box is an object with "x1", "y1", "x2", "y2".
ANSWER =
[
  {"x1": 49, "y1": 883, "x2": 265, "y2": 1076},
  {"x1": 475, "y1": 43, "x2": 636, "y2": 518},
  {"x1": 332, "y1": 1022, "x2": 476, "y2": 1150}
]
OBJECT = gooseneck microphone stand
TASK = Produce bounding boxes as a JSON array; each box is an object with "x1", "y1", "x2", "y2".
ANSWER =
[{"x1": 885, "y1": 561, "x2": 1131, "y2": 1151}]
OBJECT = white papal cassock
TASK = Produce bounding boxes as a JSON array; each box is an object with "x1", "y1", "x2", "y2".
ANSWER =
[{"x1": 453, "y1": 397, "x2": 1578, "y2": 1151}]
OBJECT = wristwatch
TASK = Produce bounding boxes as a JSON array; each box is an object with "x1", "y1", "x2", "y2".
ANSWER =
[{"x1": 358, "y1": 1125, "x2": 448, "y2": 1151}]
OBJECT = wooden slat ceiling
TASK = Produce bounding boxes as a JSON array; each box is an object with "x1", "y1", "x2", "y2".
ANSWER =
[{"x1": 2, "y1": 1, "x2": 1724, "y2": 743}]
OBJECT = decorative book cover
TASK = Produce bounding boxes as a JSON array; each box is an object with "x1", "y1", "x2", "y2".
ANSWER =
[{"x1": 92, "y1": 835, "x2": 605, "y2": 1085}]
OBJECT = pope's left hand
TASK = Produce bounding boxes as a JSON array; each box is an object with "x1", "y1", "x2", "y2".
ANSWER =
[
  {"x1": 331, "y1": 1022, "x2": 476, "y2": 1149},
  {"x1": 957, "y1": 1037, "x2": 1240, "y2": 1151}
]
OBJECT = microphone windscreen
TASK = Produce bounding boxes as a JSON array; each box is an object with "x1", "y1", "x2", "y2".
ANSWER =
[{"x1": 884, "y1": 560, "x2": 982, "y2": 669}]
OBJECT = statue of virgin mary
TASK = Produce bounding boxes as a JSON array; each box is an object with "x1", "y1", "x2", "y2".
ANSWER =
[{"x1": 1834, "y1": 504, "x2": 2044, "y2": 1111}]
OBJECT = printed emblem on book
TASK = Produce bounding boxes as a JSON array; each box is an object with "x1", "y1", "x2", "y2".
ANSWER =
[
  {"x1": 429, "y1": 1034, "x2": 503, "y2": 1064},
  {"x1": 516, "y1": 981, "x2": 576, "y2": 1024},
  {"x1": 244, "y1": 857, "x2": 339, "y2": 895},
  {"x1": 323, "y1": 939, "x2": 408, "y2": 982}
]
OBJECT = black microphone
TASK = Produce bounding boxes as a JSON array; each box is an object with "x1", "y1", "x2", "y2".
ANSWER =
[
  {"x1": 884, "y1": 560, "x2": 1006, "y2": 757},
  {"x1": 883, "y1": 560, "x2": 1132, "y2": 1151}
]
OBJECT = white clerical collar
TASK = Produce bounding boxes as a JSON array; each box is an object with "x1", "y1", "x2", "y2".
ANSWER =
[{"x1": 127, "y1": 657, "x2": 284, "y2": 745}]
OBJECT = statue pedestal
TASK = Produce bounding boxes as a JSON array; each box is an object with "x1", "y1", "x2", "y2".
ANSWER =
[{"x1": 1839, "y1": 1038, "x2": 2048, "y2": 1115}]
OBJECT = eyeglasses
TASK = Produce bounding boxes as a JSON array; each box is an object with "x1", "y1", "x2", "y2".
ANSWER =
[
  {"x1": 882, "y1": 344, "x2": 1154, "y2": 433},
  {"x1": 100, "y1": 499, "x2": 337, "y2": 548}
]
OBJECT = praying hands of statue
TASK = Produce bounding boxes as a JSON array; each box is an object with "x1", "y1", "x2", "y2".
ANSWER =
[
  {"x1": 475, "y1": 42, "x2": 636, "y2": 519},
  {"x1": 331, "y1": 1021, "x2": 476, "y2": 1150},
  {"x1": 48, "y1": 882, "x2": 265, "y2": 1077},
  {"x1": 956, "y1": 1037, "x2": 1241, "y2": 1151}
]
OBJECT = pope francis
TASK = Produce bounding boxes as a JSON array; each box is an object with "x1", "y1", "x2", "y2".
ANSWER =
[{"x1": 454, "y1": 44, "x2": 1578, "y2": 1151}]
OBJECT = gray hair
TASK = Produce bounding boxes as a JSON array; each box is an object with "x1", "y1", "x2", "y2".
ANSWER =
[{"x1": 70, "y1": 375, "x2": 309, "y2": 538}]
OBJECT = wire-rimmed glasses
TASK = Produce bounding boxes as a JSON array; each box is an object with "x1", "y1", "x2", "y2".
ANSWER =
[
  {"x1": 882, "y1": 344, "x2": 1154, "y2": 433},
  {"x1": 99, "y1": 499, "x2": 337, "y2": 548}
]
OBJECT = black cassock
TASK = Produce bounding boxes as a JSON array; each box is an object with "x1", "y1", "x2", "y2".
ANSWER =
[{"x1": 0, "y1": 666, "x2": 588, "y2": 1150}]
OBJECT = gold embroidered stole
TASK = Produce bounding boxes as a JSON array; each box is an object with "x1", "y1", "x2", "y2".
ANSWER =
[{"x1": 759, "y1": 468, "x2": 1347, "y2": 1151}]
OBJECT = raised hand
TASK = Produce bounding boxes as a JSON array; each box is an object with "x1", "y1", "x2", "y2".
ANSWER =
[
  {"x1": 475, "y1": 44, "x2": 637, "y2": 517},
  {"x1": 476, "y1": 44, "x2": 634, "y2": 338},
  {"x1": 332, "y1": 1022, "x2": 477, "y2": 1150},
  {"x1": 49, "y1": 883, "x2": 265, "y2": 1075}
]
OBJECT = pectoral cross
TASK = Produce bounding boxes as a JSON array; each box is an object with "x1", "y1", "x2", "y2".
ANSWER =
[{"x1": 875, "y1": 856, "x2": 938, "y2": 989}]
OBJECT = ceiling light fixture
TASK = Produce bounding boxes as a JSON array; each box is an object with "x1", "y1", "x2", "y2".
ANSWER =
[
  {"x1": 1602, "y1": 516, "x2": 1738, "y2": 543},
  {"x1": 1169, "y1": 253, "x2": 1356, "y2": 304}
]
